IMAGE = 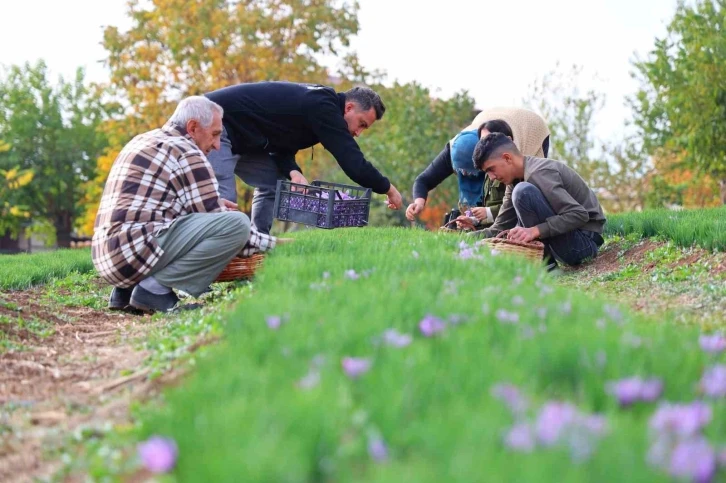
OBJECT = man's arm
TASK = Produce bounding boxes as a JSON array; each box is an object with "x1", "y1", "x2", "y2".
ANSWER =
[
  {"x1": 240, "y1": 228, "x2": 277, "y2": 257},
  {"x1": 412, "y1": 144, "x2": 455, "y2": 201},
  {"x1": 306, "y1": 98, "x2": 391, "y2": 194}
]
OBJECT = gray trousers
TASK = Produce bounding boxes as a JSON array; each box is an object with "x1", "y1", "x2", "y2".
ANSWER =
[
  {"x1": 148, "y1": 211, "x2": 251, "y2": 296},
  {"x1": 206, "y1": 128, "x2": 283, "y2": 234}
]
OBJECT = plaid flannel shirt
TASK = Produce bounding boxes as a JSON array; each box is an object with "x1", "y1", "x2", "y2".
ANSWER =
[{"x1": 92, "y1": 122, "x2": 275, "y2": 288}]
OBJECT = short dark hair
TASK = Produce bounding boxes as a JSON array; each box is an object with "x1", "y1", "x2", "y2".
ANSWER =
[
  {"x1": 477, "y1": 119, "x2": 513, "y2": 140},
  {"x1": 344, "y1": 86, "x2": 386, "y2": 120},
  {"x1": 473, "y1": 132, "x2": 520, "y2": 170}
]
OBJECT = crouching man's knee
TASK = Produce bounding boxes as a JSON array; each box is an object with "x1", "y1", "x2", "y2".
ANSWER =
[
  {"x1": 511, "y1": 182, "x2": 540, "y2": 209},
  {"x1": 220, "y1": 211, "x2": 251, "y2": 247}
]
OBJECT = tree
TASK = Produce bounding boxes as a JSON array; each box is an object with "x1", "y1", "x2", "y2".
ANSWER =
[
  {"x1": 79, "y1": 0, "x2": 363, "y2": 233},
  {"x1": 631, "y1": 0, "x2": 726, "y2": 204},
  {"x1": 0, "y1": 61, "x2": 107, "y2": 246},
  {"x1": 525, "y1": 64, "x2": 651, "y2": 213}
]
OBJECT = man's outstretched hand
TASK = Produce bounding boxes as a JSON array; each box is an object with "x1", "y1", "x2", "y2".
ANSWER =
[{"x1": 386, "y1": 184, "x2": 403, "y2": 210}]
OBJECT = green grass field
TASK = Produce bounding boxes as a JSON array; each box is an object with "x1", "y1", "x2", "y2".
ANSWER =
[
  {"x1": 0, "y1": 248, "x2": 93, "y2": 290},
  {"x1": 604, "y1": 205, "x2": 726, "y2": 251},
  {"x1": 131, "y1": 228, "x2": 725, "y2": 482}
]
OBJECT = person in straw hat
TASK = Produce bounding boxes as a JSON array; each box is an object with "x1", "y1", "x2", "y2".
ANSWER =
[
  {"x1": 470, "y1": 132, "x2": 606, "y2": 267},
  {"x1": 92, "y1": 96, "x2": 288, "y2": 314}
]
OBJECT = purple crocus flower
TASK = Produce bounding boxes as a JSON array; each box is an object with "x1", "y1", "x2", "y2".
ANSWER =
[
  {"x1": 650, "y1": 402, "x2": 712, "y2": 438},
  {"x1": 608, "y1": 378, "x2": 643, "y2": 407},
  {"x1": 607, "y1": 377, "x2": 663, "y2": 407},
  {"x1": 297, "y1": 371, "x2": 321, "y2": 390},
  {"x1": 382, "y1": 329, "x2": 413, "y2": 348},
  {"x1": 535, "y1": 402, "x2": 577, "y2": 446},
  {"x1": 419, "y1": 314, "x2": 446, "y2": 337},
  {"x1": 699, "y1": 334, "x2": 726, "y2": 354},
  {"x1": 344, "y1": 269, "x2": 360, "y2": 280},
  {"x1": 504, "y1": 423, "x2": 536, "y2": 452},
  {"x1": 496, "y1": 309, "x2": 519, "y2": 324},
  {"x1": 368, "y1": 437, "x2": 389, "y2": 462},
  {"x1": 341, "y1": 357, "x2": 372, "y2": 379},
  {"x1": 640, "y1": 379, "x2": 664, "y2": 402},
  {"x1": 669, "y1": 438, "x2": 717, "y2": 483},
  {"x1": 138, "y1": 436, "x2": 178, "y2": 474},
  {"x1": 491, "y1": 383, "x2": 528, "y2": 415},
  {"x1": 718, "y1": 448, "x2": 726, "y2": 468},
  {"x1": 511, "y1": 296, "x2": 525, "y2": 306},
  {"x1": 700, "y1": 365, "x2": 726, "y2": 398},
  {"x1": 459, "y1": 248, "x2": 475, "y2": 260},
  {"x1": 265, "y1": 315, "x2": 282, "y2": 330}
]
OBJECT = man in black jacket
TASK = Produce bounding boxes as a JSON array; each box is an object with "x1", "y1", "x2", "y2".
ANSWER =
[{"x1": 205, "y1": 82, "x2": 403, "y2": 233}]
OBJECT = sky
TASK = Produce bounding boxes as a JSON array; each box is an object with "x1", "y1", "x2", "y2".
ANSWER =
[{"x1": 0, "y1": 0, "x2": 678, "y2": 141}]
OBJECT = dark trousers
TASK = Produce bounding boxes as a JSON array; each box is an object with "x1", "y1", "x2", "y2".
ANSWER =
[{"x1": 511, "y1": 182, "x2": 602, "y2": 266}]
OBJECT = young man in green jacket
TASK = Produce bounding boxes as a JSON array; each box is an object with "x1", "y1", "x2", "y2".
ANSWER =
[{"x1": 471, "y1": 133, "x2": 606, "y2": 266}]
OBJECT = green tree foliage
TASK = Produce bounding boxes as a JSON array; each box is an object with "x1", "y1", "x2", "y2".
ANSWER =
[
  {"x1": 631, "y1": 0, "x2": 726, "y2": 204},
  {"x1": 0, "y1": 61, "x2": 107, "y2": 246}
]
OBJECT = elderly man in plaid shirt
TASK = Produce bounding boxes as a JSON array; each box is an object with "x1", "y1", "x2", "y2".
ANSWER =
[{"x1": 92, "y1": 96, "x2": 284, "y2": 313}]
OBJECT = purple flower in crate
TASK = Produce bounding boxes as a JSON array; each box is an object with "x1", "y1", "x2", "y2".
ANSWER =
[
  {"x1": 504, "y1": 423, "x2": 536, "y2": 452},
  {"x1": 367, "y1": 437, "x2": 389, "y2": 462},
  {"x1": 265, "y1": 315, "x2": 282, "y2": 330},
  {"x1": 382, "y1": 329, "x2": 412, "y2": 348},
  {"x1": 138, "y1": 436, "x2": 178, "y2": 474},
  {"x1": 491, "y1": 383, "x2": 528, "y2": 415},
  {"x1": 419, "y1": 314, "x2": 446, "y2": 337},
  {"x1": 700, "y1": 365, "x2": 726, "y2": 398},
  {"x1": 650, "y1": 402, "x2": 712, "y2": 438},
  {"x1": 669, "y1": 438, "x2": 717, "y2": 483},
  {"x1": 341, "y1": 357, "x2": 372, "y2": 379},
  {"x1": 699, "y1": 334, "x2": 726, "y2": 354}
]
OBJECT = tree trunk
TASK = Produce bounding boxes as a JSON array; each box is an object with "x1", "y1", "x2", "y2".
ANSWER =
[
  {"x1": 54, "y1": 211, "x2": 73, "y2": 248},
  {"x1": 720, "y1": 179, "x2": 726, "y2": 205}
]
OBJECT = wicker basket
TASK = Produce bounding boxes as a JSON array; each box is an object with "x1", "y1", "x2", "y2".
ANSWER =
[
  {"x1": 479, "y1": 232, "x2": 544, "y2": 263},
  {"x1": 214, "y1": 253, "x2": 265, "y2": 282}
]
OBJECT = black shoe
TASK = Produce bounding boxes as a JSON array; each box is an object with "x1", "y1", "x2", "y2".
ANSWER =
[
  {"x1": 108, "y1": 286, "x2": 134, "y2": 311},
  {"x1": 129, "y1": 285, "x2": 180, "y2": 314}
]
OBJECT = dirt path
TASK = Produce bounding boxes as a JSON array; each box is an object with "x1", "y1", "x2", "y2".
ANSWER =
[
  {"x1": 0, "y1": 280, "x2": 195, "y2": 482},
  {"x1": 561, "y1": 239, "x2": 726, "y2": 326}
]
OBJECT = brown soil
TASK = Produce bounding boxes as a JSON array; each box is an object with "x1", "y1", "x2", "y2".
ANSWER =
[{"x1": 0, "y1": 282, "x2": 196, "y2": 482}]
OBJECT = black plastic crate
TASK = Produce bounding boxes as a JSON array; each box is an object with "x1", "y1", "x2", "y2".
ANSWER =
[{"x1": 273, "y1": 179, "x2": 372, "y2": 229}]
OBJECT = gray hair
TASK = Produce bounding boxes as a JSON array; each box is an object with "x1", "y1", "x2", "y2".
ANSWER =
[
  {"x1": 343, "y1": 86, "x2": 386, "y2": 120},
  {"x1": 169, "y1": 96, "x2": 223, "y2": 128}
]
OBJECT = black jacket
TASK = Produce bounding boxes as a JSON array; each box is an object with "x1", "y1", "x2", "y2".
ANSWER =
[{"x1": 205, "y1": 81, "x2": 391, "y2": 194}]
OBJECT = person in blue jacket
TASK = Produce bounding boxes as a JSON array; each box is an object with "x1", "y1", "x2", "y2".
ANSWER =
[{"x1": 205, "y1": 82, "x2": 404, "y2": 233}]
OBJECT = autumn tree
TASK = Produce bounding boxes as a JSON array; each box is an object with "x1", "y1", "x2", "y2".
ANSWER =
[
  {"x1": 525, "y1": 64, "x2": 651, "y2": 213},
  {"x1": 631, "y1": 0, "x2": 726, "y2": 204},
  {"x1": 79, "y1": 0, "x2": 363, "y2": 233},
  {"x1": 0, "y1": 61, "x2": 107, "y2": 246}
]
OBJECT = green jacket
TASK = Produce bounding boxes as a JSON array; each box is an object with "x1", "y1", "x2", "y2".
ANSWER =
[{"x1": 483, "y1": 178, "x2": 507, "y2": 222}]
